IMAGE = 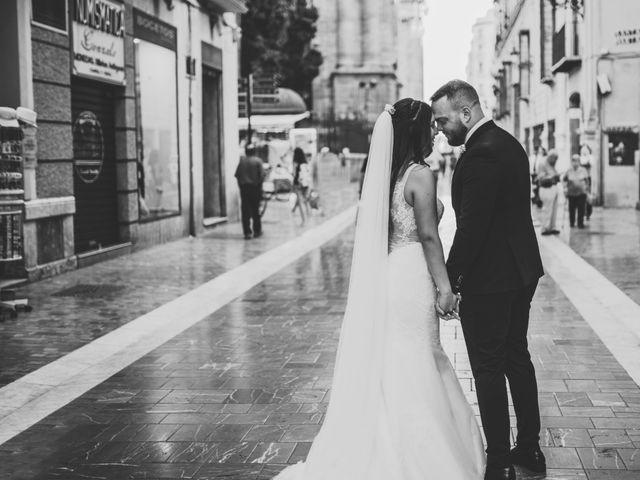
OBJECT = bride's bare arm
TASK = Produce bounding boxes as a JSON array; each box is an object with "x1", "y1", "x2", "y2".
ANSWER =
[{"x1": 405, "y1": 167, "x2": 456, "y2": 312}]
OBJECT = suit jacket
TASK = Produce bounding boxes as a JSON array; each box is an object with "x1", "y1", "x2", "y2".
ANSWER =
[{"x1": 447, "y1": 120, "x2": 544, "y2": 295}]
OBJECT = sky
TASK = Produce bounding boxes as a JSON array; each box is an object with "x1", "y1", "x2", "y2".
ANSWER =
[{"x1": 423, "y1": 0, "x2": 495, "y2": 98}]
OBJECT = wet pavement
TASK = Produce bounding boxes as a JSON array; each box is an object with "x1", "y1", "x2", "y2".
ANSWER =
[
  {"x1": 565, "y1": 207, "x2": 640, "y2": 306},
  {"x1": 0, "y1": 160, "x2": 357, "y2": 388},
  {"x1": 1, "y1": 170, "x2": 640, "y2": 479}
]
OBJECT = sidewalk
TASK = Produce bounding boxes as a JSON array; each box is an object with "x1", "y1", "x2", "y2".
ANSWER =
[
  {"x1": 564, "y1": 206, "x2": 640, "y2": 306},
  {"x1": 0, "y1": 159, "x2": 358, "y2": 388},
  {"x1": 0, "y1": 176, "x2": 639, "y2": 479}
]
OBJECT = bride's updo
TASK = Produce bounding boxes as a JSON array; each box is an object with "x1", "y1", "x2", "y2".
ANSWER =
[{"x1": 388, "y1": 98, "x2": 433, "y2": 195}]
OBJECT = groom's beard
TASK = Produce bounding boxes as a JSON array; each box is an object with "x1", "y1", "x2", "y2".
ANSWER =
[
  {"x1": 449, "y1": 123, "x2": 469, "y2": 147},
  {"x1": 446, "y1": 124, "x2": 468, "y2": 147}
]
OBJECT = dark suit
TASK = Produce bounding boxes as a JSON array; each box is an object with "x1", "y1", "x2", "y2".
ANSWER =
[{"x1": 447, "y1": 120, "x2": 544, "y2": 469}]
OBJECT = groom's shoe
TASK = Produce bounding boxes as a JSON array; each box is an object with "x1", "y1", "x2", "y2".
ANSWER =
[
  {"x1": 484, "y1": 465, "x2": 515, "y2": 480},
  {"x1": 510, "y1": 444, "x2": 546, "y2": 473}
]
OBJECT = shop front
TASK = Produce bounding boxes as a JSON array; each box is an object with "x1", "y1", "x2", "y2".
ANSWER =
[{"x1": 0, "y1": 0, "x2": 245, "y2": 281}]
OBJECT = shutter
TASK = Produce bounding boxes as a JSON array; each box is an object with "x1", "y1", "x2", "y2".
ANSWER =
[{"x1": 71, "y1": 79, "x2": 119, "y2": 252}]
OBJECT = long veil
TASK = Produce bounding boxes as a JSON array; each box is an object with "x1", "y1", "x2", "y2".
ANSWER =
[{"x1": 276, "y1": 109, "x2": 395, "y2": 479}]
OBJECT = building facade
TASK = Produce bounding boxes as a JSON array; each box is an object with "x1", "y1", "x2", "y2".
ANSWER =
[
  {"x1": 466, "y1": 7, "x2": 497, "y2": 115},
  {"x1": 0, "y1": 0, "x2": 246, "y2": 281},
  {"x1": 396, "y1": 0, "x2": 427, "y2": 100},
  {"x1": 493, "y1": 0, "x2": 640, "y2": 207},
  {"x1": 311, "y1": 0, "x2": 425, "y2": 152}
]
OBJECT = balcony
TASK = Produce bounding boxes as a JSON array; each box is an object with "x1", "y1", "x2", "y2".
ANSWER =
[{"x1": 552, "y1": 25, "x2": 581, "y2": 73}]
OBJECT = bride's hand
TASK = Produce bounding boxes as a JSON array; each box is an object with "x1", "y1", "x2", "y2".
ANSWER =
[{"x1": 436, "y1": 289, "x2": 458, "y2": 320}]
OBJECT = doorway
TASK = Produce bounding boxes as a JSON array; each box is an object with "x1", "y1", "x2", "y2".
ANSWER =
[
  {"x1": 71, "y1": 78, "x2": 119, "y2": 252},
  {"x1": 201, "y1": 65, "x2": 225, "y2": 220}
]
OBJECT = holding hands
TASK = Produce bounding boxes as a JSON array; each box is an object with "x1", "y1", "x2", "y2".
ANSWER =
[{"x1": 436, "y1": 289, "x2": 461, "y2": 321}]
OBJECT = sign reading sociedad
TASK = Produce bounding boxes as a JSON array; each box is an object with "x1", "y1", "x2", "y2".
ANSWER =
[{"x1": 72, "y1": 0, "x2": 126, "y2": 85}]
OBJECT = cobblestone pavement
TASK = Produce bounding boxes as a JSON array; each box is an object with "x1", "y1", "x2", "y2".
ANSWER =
[
  {"x1": 0, "y1": 160, "x2": 357, "y2": 388},
  {"x1": 1, "y1": 171, "x2": 640, "y2": 479},
  {"x1": 565, "y1": 207, "x2": 640, "y2": 306},
  {"x1": 1, "y1": 217, "x2": 640, "y2": 479}
]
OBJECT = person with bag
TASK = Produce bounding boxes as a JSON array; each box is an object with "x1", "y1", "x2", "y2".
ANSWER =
[
  {"x1": 292, "y1": 147, "x2": 311, "y2": 224},
  {"x1": 536, "y1": 150, "x2": 561, "y2": 235}
]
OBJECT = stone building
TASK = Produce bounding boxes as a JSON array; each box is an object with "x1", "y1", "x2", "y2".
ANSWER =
[
  {"x1": 493, "y1": 0, "x2": 640, "y2": 207},
  {"x1": 0, "y1": 0, "x2": 246, "y2": 281},
  {"x1": 396, "y1": 0, "x2": 427, "y2": 100},
  {"x1": 311, "y1": 0, "x2": 426, "y2": 151},
  {"x1": 466, "y1": 7, "x2": 497, "y2": 115}
]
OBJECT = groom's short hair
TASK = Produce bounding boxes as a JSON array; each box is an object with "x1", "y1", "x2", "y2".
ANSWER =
[{"x1": 430, "y1": 80, "x2": 480, "y2": 109}]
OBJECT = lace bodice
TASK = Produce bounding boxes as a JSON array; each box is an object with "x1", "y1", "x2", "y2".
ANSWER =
[{"x1": 389, "y1": 163, "x2": 444, "y2": 251}]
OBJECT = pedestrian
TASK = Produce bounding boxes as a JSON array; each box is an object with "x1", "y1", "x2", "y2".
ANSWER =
[
  {"x1": 235, "y1": 144, "x2": 265, "y2": 239},
  {"x1": 580, "y1": 144, "x2": 594, "y2": 220},
  {"x1": 536, "y1": 149, "x2": 561, "y2": 235},
  {"x1": 563, "y1": 154, "x2": 590, "y2": 229},
  {"x1": 292, "y1": 147, "x2": 311, "y2": 224}
]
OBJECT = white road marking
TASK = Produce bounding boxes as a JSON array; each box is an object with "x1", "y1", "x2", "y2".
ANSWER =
[
  {"x1": 539, "y1": 235, "x2": 640, "y2": 386},
  {"x1": 0, "y1": 206, "x2": 356, "y2": 446}
]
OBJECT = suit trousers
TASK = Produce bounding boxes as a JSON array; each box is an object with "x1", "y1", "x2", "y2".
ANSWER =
[
  {"x1": 239, "y1": 184, "x2": 262, "y2": 236},
  {"x1": 460, "y1": 281, "x2": 541, "y2": 468}
]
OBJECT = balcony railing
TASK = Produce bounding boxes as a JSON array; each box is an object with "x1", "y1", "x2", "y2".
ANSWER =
[{"x1": 552, "y1": 24, "x2": 581, "y2": 73}]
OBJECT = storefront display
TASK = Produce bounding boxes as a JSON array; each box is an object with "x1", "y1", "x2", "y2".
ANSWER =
[
  {"x1": 133, "y1": 9, "x2": 181, "y2": 221},
  {"x1": 0, "y1": 107, "x2": 24, "y2": 263}
]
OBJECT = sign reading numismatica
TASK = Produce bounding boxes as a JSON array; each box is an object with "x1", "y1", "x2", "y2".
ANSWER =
[{"x1": 72, "y1": 0, "x2": 126, "y2": 85}]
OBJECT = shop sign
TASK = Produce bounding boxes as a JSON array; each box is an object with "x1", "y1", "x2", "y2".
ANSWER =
[
  {"x1": 73, "y1": 111, "x2": 104, "y2": 183},
  {"x1": 602, "y1": 2, "x2": 640, "y2": 53},
  {"x1": 72, "y1": 0, "x2": 126, "y2": 85},
  {"x1": 133, "y1": 9, "x2": 177, "y2": 51}
]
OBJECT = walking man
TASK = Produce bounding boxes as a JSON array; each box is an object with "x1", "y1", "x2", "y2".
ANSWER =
[{"x1": 235, "y1": 144, "x2": 265, "y2": 239}]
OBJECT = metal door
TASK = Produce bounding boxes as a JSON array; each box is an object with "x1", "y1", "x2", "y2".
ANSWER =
[{"x1": 71, "y1": 78, "x2": 119, "y2": 252}]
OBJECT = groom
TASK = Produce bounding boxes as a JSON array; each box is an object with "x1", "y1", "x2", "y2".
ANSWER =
[{"x1": 431, "y1": 80, "x2": 545, "y2": 480}]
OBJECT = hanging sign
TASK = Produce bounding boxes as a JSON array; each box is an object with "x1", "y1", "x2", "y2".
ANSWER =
[{"x1": 72, "y1": 0, "x2": 126, "y2": 85}]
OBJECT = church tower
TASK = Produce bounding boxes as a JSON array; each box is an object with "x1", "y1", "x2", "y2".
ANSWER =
[{"x1": 312, "y1": 0, "x2": 410, "y2": 145}]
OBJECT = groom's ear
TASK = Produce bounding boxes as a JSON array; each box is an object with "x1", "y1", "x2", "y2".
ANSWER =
[{"x1": 460, "y1": 106, "x2": 473, "y2": 125}]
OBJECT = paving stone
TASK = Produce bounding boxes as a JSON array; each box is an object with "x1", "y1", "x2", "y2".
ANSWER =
[
  {"x1": 577, "y1": 447, "x2": 625, "y2": 470},
  {"x1": 1, "y1": 193, "x2": 640, "y2": 479}
]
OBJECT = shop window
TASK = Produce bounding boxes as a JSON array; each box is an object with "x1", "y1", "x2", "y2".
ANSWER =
[
  {"x1": 608, "y1": 132, "x2": 639, "y2": 166},
  {"x1": 32, "y1": 0, "x2": 67, "y2": 32},
  {"x1": 133, "y1": 10, "x2": 180, "y2": 222},
  {"x1": 547, "y1": 119, "x2": 556, "y2": 150}
]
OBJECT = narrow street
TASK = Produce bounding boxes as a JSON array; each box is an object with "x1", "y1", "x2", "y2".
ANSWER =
[{"x1": 1, "y1": 173, "x2": 639, "y2": 479}]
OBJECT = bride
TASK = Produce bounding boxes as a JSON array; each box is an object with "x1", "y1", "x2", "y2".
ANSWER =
[{"x1": 275, "y1": 99, "x2": 485, "y2": 479}]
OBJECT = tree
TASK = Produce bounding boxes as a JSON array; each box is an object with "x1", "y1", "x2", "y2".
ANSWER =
[{"x1": 240, "y1": 0, "x2": 323, "y2": 108}]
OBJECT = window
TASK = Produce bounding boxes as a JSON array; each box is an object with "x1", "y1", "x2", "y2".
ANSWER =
[
  {"x1": 608, "y1": 132, "x2": 638, "y2": 166},
  {"x1": 32, "y1": 0, "x2": 67, "y2": 32},
  {"x1": 539, "y1": 0, "x2": 553, "y2": 80},
  {"x1": 133, "y1": 10, "x2": 181, "y2": 222},
  {"x1": 547, "y1": 120, "x2": 556, "y2": 150},
  {"x1": 519, "y1": 31, "x2": 531, "y2": 98}
]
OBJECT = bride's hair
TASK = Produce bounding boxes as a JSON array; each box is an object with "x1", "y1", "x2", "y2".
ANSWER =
[{"x1": 389, "y1": 98, "x2": 433, "y2": 200}]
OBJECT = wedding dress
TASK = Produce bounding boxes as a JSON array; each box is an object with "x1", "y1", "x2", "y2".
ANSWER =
[{"x1": 274, "y1": 109, "x2": 485, "y2": 480}]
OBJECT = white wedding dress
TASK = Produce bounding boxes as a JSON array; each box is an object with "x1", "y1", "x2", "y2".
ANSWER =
[{"x1": 274, "y1": 112, "x2": 485, "y2": 480}]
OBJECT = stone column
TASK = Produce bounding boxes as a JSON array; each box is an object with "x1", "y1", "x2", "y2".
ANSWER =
[
  {"x1": 362, "y1": 0, "x2": 383, "y2": 68},
  {"x1": 337, "y1": 0, "x2": 361, "y2": 68}
]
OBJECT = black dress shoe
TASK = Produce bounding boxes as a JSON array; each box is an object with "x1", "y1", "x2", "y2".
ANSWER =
[
  {"x1": 511, "y1": 444, "x2": 546, "y2": 473},
  {"x1": 484, "y1": 465, "x2": 515, "y2": 480}
]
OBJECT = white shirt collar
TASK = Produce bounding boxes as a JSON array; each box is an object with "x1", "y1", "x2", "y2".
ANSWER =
[{"x1": 465, "y1": 116, "x2": 491, "y2": 145}]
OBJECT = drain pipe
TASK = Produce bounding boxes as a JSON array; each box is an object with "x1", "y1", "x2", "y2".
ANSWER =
[{"x1": 185, "y1": 0, "x2": 196, "y2": 237}]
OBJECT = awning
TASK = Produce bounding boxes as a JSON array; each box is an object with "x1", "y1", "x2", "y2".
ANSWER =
[
  {"x1": 199, "y1": 0, "x2": 247, "y2": 13},
  {"x1": 237, "y1": 112, "x2": 310, "y2": 131}
]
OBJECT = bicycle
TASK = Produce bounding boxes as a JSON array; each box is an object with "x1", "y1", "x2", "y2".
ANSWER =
[{"x1": 260, "y1": 166, "x2": 294, "y2": 217}]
